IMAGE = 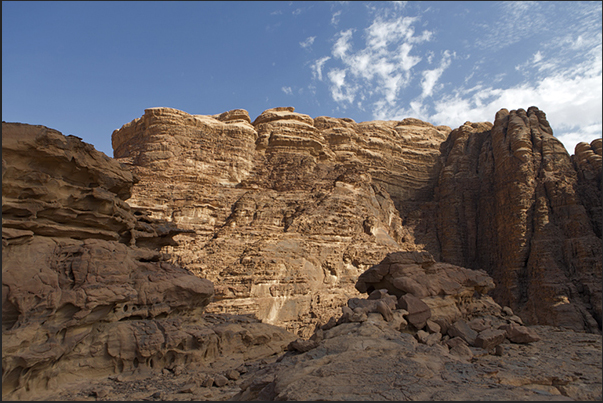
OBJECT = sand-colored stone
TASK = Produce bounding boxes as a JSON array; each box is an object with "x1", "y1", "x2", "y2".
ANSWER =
[{"x1": 111, "y1": 106, "x2": 449, "y2": 337}]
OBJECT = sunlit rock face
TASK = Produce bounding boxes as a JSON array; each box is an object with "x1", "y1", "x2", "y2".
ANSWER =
[
  {"x1": 112, "y1": 106, "x2": 449, "y2": 337},
  {"x1": 435, "y1": 107, "x2": 602, "y2": 333}
]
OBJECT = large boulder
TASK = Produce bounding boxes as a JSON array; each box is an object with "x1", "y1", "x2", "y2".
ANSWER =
[{"x1": 355, "y1": 251, "x2": 498, "y2": 327}]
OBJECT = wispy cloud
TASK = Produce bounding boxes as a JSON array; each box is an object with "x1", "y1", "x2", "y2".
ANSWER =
[
  {"x1": 311, "y1": 56, "x2": 331, "y2": 81},
  {"x1": 307, "y1": 1, "x2": 601, "y2": 153},
  {"x1": 328, "y1": 68, "x2": 356, "y2": 104},
  {"x1": 332, "y1": 29, "x2": 354, "y2": 59},
  {"x1": 312, "y1": 11, "x2": 436, "y2": 110},
  {"x1": 420, "y1": 50, "x2": 453, "y2": 98},
  {"x1": 331, "y1": 10, "x2": 342, "y2": 26},
  {"x1": 281, "y1": 86, "x2": 293, "y2": 95},
  {"x1": 300, "y1": 36, "x2": 316, "y2": 49},
  {"x1": 428, "y1": 49, "x2": 602, "y2": 153},
  {"x1": 474, "y1": 1, "x2": 548, "y2": 51}
]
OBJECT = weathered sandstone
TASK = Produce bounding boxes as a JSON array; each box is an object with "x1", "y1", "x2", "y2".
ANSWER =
[
  {"x1": 109, "y1": 105, "x2": 602, "y2": 336},
  {"x1": 1, "y1": 123, "x2": 295, "y2": 400},
  {"x1": 573, "y1": 138, "x2": 602, "y2": 238},
  {"x1": 111, "y1": 107, "x2": 449, "y2": 337},
  {"x1": 435, "y1": 107, "x2": 602, "y2": 332},
  {"x1": 2, "y1": 101, "x2": 602, "y2": 401}
]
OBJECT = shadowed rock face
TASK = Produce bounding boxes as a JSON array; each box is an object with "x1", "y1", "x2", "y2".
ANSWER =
[
  {"x1": 111, "y1": 107, "x2": 449, "y2": 337},
  {"x1": 436, "y1": 107, "x2": 602, "y2": 332},
  {"x1": 2, "y1": 123, "x2": 295, "y2": 400},
  {"x1": 573, "y1": 138, "x2": 602, "y2": 238}
]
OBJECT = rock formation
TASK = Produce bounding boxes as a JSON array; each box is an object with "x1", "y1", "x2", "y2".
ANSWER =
[
  {"x1": 111, "y1": 105, "x2": 601, "y2": 336},
  {"x1": 1, "y1": 123, "x2": 295, "y2": 400},
  {"x1": 111, "y1": 107, "x2": 449, "y2": 337},
  {"x1": 573, "y1": 138, "x2": 602, "y2": 238},
  {"x1": 436, "y1": 107, "x2": 602, "y2": 333},
  {"x1": 2, "y1": 104, "x2": 602, "y2": 401},
  {"x1": 230, "y1": 252, "x2": 599, "y2": 401}
]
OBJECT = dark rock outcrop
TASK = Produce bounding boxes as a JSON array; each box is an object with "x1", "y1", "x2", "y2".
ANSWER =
[{"x1": 435, "y1": 107, "x2": 602, "y2": 332}]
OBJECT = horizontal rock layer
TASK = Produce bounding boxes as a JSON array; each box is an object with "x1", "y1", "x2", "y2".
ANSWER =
[
  {"x1": 112, "y1": 105, "x2": 601, "y2": 336},
  {"x1": 112, "y1": 107, "x2": 450, "y2": 337}
]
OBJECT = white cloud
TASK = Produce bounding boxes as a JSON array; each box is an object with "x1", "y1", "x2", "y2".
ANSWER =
[
  {"x1": 427, "y1": 52, "x2": 602, "y2": 153},
  {"x1": 315, "y1": 13, "x2": 436, "y2": 110},
  {"x1": 292, "y1": 8, "x2": 302, "y2": 16},
  {"x1": 333, "y1": 29, "x2": 354, "y2": 59},
  {"x1": 331, "y1": 10, "x2": 342, "y2": 26},
  {"x1": 396, "y1": 42, "x2": 421, "y2": 71},
  {"x1": 311, "y1": 56, "x2": 331, "y2": 81},
  {"x1": 474, "y1": 1, "x2": 548, "y2": 51},
  {"x1": 300, "y1": 36, "x2": 316, "y2": 49},
  {"x1": 365, "y1": 16, "x2": 416, "y2": 49},
  {"x1": 420, "y1": 50, "x2": 452, "y2": 98},
  {"x1": 328, "y1": 68, "x2": 346, "y2": 88},
  {"x1": 307, "y1": 2, "x2": 601, "y2": 154},
  {"x1": 281, "y1": 86, "x2": 293, "y2": 95},
  {"x1": 328, "y1": 68, "x2": 356, "y2": 104}
]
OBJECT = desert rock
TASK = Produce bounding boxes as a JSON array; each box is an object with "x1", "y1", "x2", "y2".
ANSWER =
[
  {"x1": 1, "y1": 123, "x2": 295, "y2": 400},
  {"x1": 3, "y1": 104, "x2": 602, "y2": 401},
  {"x1": 436, "y1": 107, "x2": 602, "y2": 332},
  {"x1": 111, "y1": 107, "x2": 449, "y2": 337}
]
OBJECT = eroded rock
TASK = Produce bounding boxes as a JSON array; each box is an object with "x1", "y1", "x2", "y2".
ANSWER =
[{"x1": 1, "y1": 123, "x2": 296, "y2": 400}]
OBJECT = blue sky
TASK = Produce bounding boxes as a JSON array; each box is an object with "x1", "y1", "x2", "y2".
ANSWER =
[{"x1": 3, "y1": 1, "x2": 601, "y2": 157}]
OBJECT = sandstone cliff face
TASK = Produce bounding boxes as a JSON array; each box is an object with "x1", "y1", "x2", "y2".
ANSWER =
[
  {"x1": 111, "y1": 106, "x2": 602, "y2": 336},
  {"x1": 1, "y1": 123, "x2": 295, "y2": 400},
  {"x1": 436, "y1": 107, "x2": 602, "y2": 332},
  {"x1": 573, "y1": 138, "x2": 602, "y2": 238},
  {"x1": 112, "y1": 107, "x2": 449, "y2": 337}
]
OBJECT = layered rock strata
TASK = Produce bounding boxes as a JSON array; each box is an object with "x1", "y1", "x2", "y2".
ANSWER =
[
  {"x1": 111, "y1": 107, "x2": 449, "y2": 337},
  {"x1": 1, "y1": 123, "x2": 295, "y2": 400},
  {"x1": 436, "y1": 107, "x2": 602, "y2": 332}
]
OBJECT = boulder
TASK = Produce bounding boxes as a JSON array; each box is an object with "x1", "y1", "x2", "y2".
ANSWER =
[
  {"x1": 500, "y1": 323, "x2": 541, "y2": 344},
  {"x1": 448, "y1": 320, "x2": 478, "y2": 346},
  {"x1": 425, "y1": 320, "x2": 441, "y2": 334},
  {"x1": 398, "y1": 294, "x2": 431, "y2": 329},
  {"x1": 474, "y1": 329, "x2": 507, "y2": 350}
]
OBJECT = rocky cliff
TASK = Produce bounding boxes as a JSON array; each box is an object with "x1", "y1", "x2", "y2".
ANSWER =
[
  {"x1": 2, "y1": 110, "x2": 601, "y2": 401},
  {"x1": 111, "y1": 107, "x2": 449, "y2": 337},
  {"x1": 436, "y1": 107, "x2": 602, "y2": 333},
  {"x1": 112, "y1": 106, "x2": 601, "y2": 336}
]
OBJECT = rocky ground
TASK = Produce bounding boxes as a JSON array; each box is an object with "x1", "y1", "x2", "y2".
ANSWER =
[{"x1": 41, "y1": 323, "x2": 601, "y2": 401}]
